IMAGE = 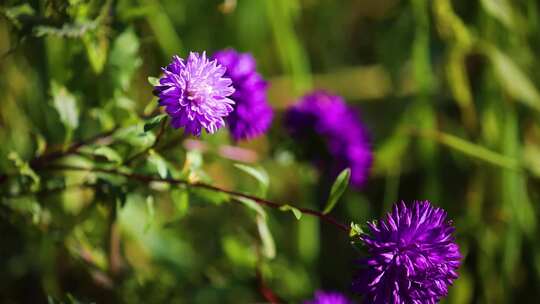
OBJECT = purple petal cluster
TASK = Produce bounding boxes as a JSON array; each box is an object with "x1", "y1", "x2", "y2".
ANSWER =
[
  {"x1": 353, "y1": 201, "x2": 461, "y2": 304},
  {"x1": 284, "y1": 91, "x2": 372, "y2": 187},
  {"x1": 304, "y1": 290, "x2": 353, "y2": 304},
  {"x1": 153, "y1": 52, "x2": 235, "y2": 136},
  {"x1": 213, "y1": 49, "x2": 273, "y2": 141}
]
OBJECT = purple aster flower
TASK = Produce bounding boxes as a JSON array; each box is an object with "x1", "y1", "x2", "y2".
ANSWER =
[
  {"x1": 213, "y1": 49, "x2": 273, "y2": 141},
  {"x1": 353, "y1": 201, "x2": 462, "y2": 304},
  {"x1": 304, "y1": 290, "x2": 353, "y2": 304},
  {"x1": 153, "y1": 52, "x2": 235, "y2": 136},
  {"x1": 284, "y1": 91, "x2": 372, "y2": 187}
]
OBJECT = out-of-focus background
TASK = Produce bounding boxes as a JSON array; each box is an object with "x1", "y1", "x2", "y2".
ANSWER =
[{"x1": 1, "y1": 0, "x2": 540, "y2": 303}]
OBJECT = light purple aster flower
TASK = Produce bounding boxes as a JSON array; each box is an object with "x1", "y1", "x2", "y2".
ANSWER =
[
  {"x1": 284, "y1": 91, "x2": 372, "y2": 187},
  {"x1": 153, "y1": 52, "x2": 235, "y2": 136},
  {"x1": 304, "y1": 290, "x2": 353, "y2": 304},
  {"x1": 353, "y1": 201, "x2": 462, "y2": 304},
  {"x1": 213, "y1": 49, "x2": 273, "y2": 141}
]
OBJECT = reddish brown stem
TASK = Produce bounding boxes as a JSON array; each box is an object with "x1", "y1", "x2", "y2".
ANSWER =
[{"x1": 43, "y1": 164, "x2": 350, "y2": 234}]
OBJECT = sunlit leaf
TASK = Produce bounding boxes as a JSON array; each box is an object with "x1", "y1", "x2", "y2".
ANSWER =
[
  {"x1": 148, "y1": 151, "x2": 168, "y2": 178},
  {"x1": 486, "y1": 46, "x2": 540, "y2": 111},
  {"x1": 256, "y1": 215, "x2": 276, "y2": 259},
  {"x1": 93, "y1": 146, "x2": 122, "y2": 164},
  {"x1": 279, "y1": 204, "x2": 302, "y2": 220},
  {"x1": 349, "y1": 222, "x2": 363, "y2": 238},
  {"x1": 148, "y1": 76, "x2": 160, "y2": 86},
  {"x1": 236, "y1": 196, "x2": 267, "y2": 220},
  {"x1": 322, "y1": 168, "x2": 350, "y2": 214},
  {"x1": 51, "y1": 82, "x2": 79, "y2": 130},
  {"x1": 234, "y1": 163, "x2": 269, "y2": 196},
  {"x1": 480, "y1": 0, "x2": 517, "y2": 29},
  {"x1": 109, "y1": 28, "x2": 142, "y2": 90}
]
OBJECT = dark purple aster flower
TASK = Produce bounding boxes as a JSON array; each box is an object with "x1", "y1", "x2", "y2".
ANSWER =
[
  {"x1": 213, "y1": 49, "x2": 273, "y2": 141},
  {"x1": 353, "y1": 201, "x2": 462, "y2": 304},
  {"x1": 304, "y1": 290, "x2": 353, "y2": 304},
  {"x1": 153, "y1": 52, "x2": 235, "y2": 136},
  {"x1": 284, "y1": 91, "x2": 372, "y2": 187}
]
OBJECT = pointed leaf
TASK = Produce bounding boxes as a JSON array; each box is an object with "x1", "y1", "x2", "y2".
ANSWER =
[
  {"x1": 236, "y1": 197, "x2": 267, "y2": 220},
  {"x1": 144, "y1": 114, "x2": 167, "y2": 132},
  {"x1": 148, "y1": 76, "x2": 160, "y2": 86},
  {"x1": 93, "y1": 146, "x2": 122, "y2": 164},
  {"x1": 256, "y1": 215, "x2": 276, "y2": 259},
  {"x1": 279, "y1": 204, "x2": 302, "y2": 220},
  {"x1": 323, "y1": 168, "x2": 351, "y2": 214},
  {"x1": 51, "y1": 82, "x2": 79, "y2": 130},
  {"x1": 234, "y1": 163, "x2": 269, "y2": 196}
]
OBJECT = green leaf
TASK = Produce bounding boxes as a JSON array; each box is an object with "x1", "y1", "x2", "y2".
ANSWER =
[
  {"x1": 480, "y1": 0, "x2": 516, "y2": 29},
  {"x1": 256, "y1": 215, "x2": 276, "y2": 259},
  {"x1": 148, "y1": 151, "x2": 168, "y2": 178},
  {"x1": 8, "y1": 151, "x2": 40, "y2": 190},
  {"x1": 222, "y1": 236, "x2": 256, "y2": 268},
  {"x1": 144, "y1": 195, "x2": 155, "y2": 232},
  {"x1": 236, "y1": 197, "x2": 267, "y2": 220},
  {"x1": 109, "y1": 28, "x2": 142, "y2": 90},
  {"x1": 2, "y1": 4, "x2": 35, "y2": 28},
  {"x1": 144, "y1": 114, "x2": 167, "y2": 132},
  {"x1": 51, "y1": 82, "x2": 79, "y2": 130},
  {"x1": 34, "y1": 22, "x2": 98, "y2": 38},
  {"x1": 171, "y1": 188, "x2": 189, "y2": 218},
  {"x1": 192, "y1": 188, "x2": 230, "y2": 205},
  {"x1": 93, "y1": 146, "x2": 122, "y2": 164},
  {"x1": 234, "y1": 163, "x2": 269, "y2": 196},
  {"x1": 420, "y1": 129, "x2": 521, "y2": 170},
  {"x1": 148, "y1": 76, "x2": 160, "y2": 86},
  {"x1": 83, "y1": 29, "x2": 109, "y2": 74},
  {"x1": 486, "y1": 46, "x2": 540, "y2": 111},
  {"x1": 279, "y1": 204, "x2": 302, "y2": 220},
  {"x1": 322, "y1": 168, "x2": 351, "y2": 214},
  {"x1": 349, "y1": 222, "x2": 364, "y2": 238}
]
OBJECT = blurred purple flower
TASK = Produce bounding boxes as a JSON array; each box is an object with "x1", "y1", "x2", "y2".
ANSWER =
[
  {"x1": 284, "y1": 91, "x2": 372, "y2": 187},
  {"x1": 213, "y1": 49, "x2": 273, "y2": 141},
  {"x1": 304, "y1": 290, "x2": 353, "y2": 304},
  {"x1": 353, "y1": 201, "x2": 462, "y2": 304},
  {"x1": 153, "y1": 52, "x2": 235, "y2": 136}
]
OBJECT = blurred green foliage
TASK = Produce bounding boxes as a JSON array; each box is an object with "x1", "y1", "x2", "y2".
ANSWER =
[{"x1": 1, "y1": 0, "x2": 540, "y2": 303}]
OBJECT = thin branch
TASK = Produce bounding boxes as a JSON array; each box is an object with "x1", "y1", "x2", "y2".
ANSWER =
[
  {"x1": 123, "y1": 117, "x2": 168, "y2": 165},
  {"x1": 43, "y1": 164, "x2": 350, "y2": 233},
  {"x1": 30, "y1": 128, "x2": 118, "y2": 168}
]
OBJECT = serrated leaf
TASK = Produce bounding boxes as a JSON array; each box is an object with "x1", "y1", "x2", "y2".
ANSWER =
[
  {"x1": 234, "y1": 163, "x2": 269, "y2": 196},
  {"x1": 2, "y1": 4, "x2": 35, "y2": 28},
  {"x1": 144, "y1": 114, "x2": 167, "y2": 132},
  {"x1": 279, "y1": 204, "x2": 302, "y2": 220},
  {"x1": 34, "y1": 22, "x2": 98, "y2": 38},
  {"x1": 148, "y1": 76, "x2": 160, "y2": 86},
  {"x1": 256, "y1": 215, "x2": 276, "y2": 259},
  {"x1": 51, "y1": 82, "x2": 79, "y2": 130},
  {"x1": 323, "y1": 168, "x2": 351, "y2": 214},
  {"x1": 93, "y1": 146, "x2": 122, "y2": 164},
  {"x1": 236, "y1": 197, "x2": 267, "y2": 220}
]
